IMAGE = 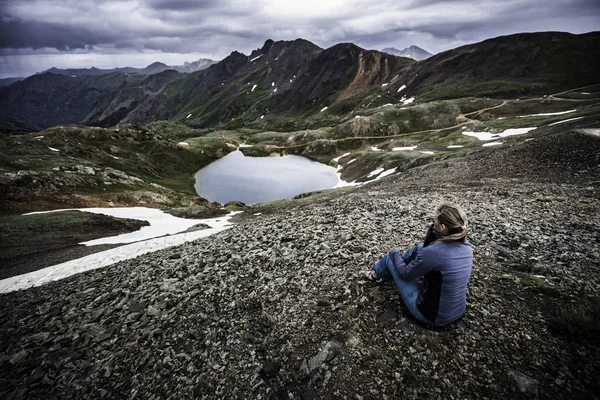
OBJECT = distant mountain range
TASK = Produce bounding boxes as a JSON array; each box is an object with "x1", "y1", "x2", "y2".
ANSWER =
[
  {"x1": 381, "y1": 45, "x2": 433, "y2": 60},
  {"x1": 1, "y1": 32, "x2": 598, "y2": 130},
  {"x1": 38, "y1": 58, "x2": 217, "y2": 77},
  {"x1": 0, "y1": 59, "x2": 217, "y2": 87},
  {"x1": 0, "y1": 77, "x2": 25, "y2": 87}
]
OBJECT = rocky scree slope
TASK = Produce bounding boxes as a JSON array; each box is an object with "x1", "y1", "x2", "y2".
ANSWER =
[{"x1": 0, "y1": 129, "x2": 599, "y2": 399}]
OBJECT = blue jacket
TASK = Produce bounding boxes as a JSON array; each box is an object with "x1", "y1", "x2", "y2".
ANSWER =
[{"x1": 392, "y1": 227, "x2": 473, "y2": 325}]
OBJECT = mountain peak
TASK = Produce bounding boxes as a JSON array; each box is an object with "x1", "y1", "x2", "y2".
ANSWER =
[
  {"x1": 381, "y1": 45, "x2": 433, "y2": 61},
  {"x1": 145, "y1": 62, "x2": 169, "y2": 69}
]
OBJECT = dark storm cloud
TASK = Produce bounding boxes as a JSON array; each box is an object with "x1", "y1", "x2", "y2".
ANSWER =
[
  {"x1": 0, "y1": 20, "x2": 116, "y2": 50},
  {"x1": 144, "y1": 0, "x2": 221, "y2": 11},
  {"x1": 0, "y1": 0, "x2": 599, "y2": 78}
]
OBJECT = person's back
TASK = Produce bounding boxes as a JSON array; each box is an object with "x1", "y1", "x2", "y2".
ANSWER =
[
  {"x1": 368, "y1": 203, "x2": 473, "y2": 327},
  {"x1": 417, "y1": 241, "x2": 472, "y2": 325}
]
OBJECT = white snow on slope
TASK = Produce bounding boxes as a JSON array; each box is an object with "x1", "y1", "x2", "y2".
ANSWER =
[
  {"x1": 49, "y1": 147, "x2": 60, "y2": 152},
  {"x1": 27, "y1": 207, "x2": 226, "y2": 245},
  {"x1": 548, "y1": 117, "x2": 584, "y2": 126},
  {"x1": 252, "y1": 84, "x2": 257, "y2": 92},
  {"x1": 482, "y1": 142, "x2": 503, "y2": 147},
  {"x1": 517, "y1": 109, "x2": 576, "y2": 118},
  {"x1": 397, "y1": 84, "x2": 406, "y2": 93},
  {"x1": 419, "y1": 151, "x2": 434, "y2": 155},
  {"x1": 402, "y1": 97, "x2": 415, "y2": 105},
  {"x1": 186, "y1": 113, "x2": 192, "y2": 119},
  {"x1": 392, "y1": 146, "x2": 417, "y2": 151},
  {"x1": 178, "y1": 142, "x2": 189, "y2": 146},
  {"x1": 333, "y1": 152, "x2": 351, "y2": 162},
  {"x1": 250, "y1": 54, "x2": 262, "y2": 62},
  {"x1": 447, "y1": 145, "x2": 465, "y2": 149},
  {"x1": 371, "y1": 146, "x2": 383, "y2": 152},
  {"x1": 332, "y1": 162, "x2": 359, "y2": 188},
  {"x1": 462, "y1": 127, "x2": 536, "y2": 141},
  {"x1": 367, "y1": 167, "x2": 385, "y2": 178},
  {"x1": 0, "y1": 209, "x2": 239, "y2": 293},
  {"x1": 381, "y1": 83, "x2": 389, "y2": 87},
  {"x1": 320, "y1": 106, "x2": 328, "y2": 112}
]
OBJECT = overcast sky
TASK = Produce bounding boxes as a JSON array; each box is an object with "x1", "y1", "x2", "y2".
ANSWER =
[{"x1": 0, "y1": 0, "x2": 598, "y2": 78}]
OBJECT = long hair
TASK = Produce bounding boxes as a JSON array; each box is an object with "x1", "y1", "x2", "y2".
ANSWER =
[{"x1": 435, "y1": 203, "x2": 468, "y2": 242}]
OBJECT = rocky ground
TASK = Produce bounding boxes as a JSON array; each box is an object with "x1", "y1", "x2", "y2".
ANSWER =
[{"x1": 0, "y1": 128, "x2": 599, "y2": 399}]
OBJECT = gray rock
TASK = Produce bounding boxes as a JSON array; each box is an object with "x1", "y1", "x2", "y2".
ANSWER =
[
  {"x1": 260, "y1": 360, "x2": 281, "y2": 378},
  {"x1": 316, "y1": 297, "x2": 331, "y2": 307},
  {"x1": 307, "y1": 340, "x2": 344, "y2": 372},
  {"x1": 147, "y1": 305, "x2": 161, "y2": 316},
  {"x1": 509, "y1": 370, "x2": 539, "y2": 396},
  {"x1": 377, "y1": 308, "x2": 397, "y2": 324},
  {"x1": 9, "y1": 350, "x2": 29, "y2": 365}
]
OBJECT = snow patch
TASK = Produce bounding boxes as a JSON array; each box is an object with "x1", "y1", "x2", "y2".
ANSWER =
[
  {"x1": 320, "y1": 106, "x2": 328, "y2": 112},
  {"x1": 250, "y1": 54, "x2": 262, "y2": 62},
  {"x1": 482, "y1": 142, "x2": 503, "y2": 147},
  {"x1": 373, "y1": 168, "x2": 396, "y2": 181},
  {"x1": 272, "y1": 82, "x2": 275, "y2": 87},
  {"x1": 419, "y1": 151, "x2": 434, "y2": 155},
  {"x1": 462, "y1": 127, "x2": 536, "y2": 141},
  {"x1": 548, "y1": 117, "x2": 584, "y2": 126},
  {"x1": 397, "y1": 84, "x2": 406, "y2": 93},
  {"x1": 48, "y1": 147, "x2": 60, "y2": 152},
  {"x1": 251, "y1": 84, "x2": 257, "y2": 92},
  {"x1": 381, "y1": 83, "x2": 389, "y2": 87},
  {"x1": 517, "y1": 109, "x2": 576, "y2": 118},
  {"x1": 333, "y1": 152, "x2": 351, "y2": 162},
  {"x1": 274, "y1": 87, "x2": 277, "y2": 93},
  {"x1": 392, "y1": 146, "x2": 417, "y2": 151},
  {"x1": 0, "y1": 209, "x2": 239, "y2": 293},
  {"x1": 186, "y1": 113, "x2": 192, "y2": 119},
  {"x1": 447, "y1": 145, "x2": 464, "y2": 149},
  {"x1": 347, "y1": 158, "x2": 356, "y2": 164},
  {"x1": 367, "y1": 167, "x2": 385, "y2": 178},
  {"x1": 178, "y1": 142, "x2": 190, "y2": 146},
  {"x1": 371, "y1": 146, "x2": 383, "y2": 152}
]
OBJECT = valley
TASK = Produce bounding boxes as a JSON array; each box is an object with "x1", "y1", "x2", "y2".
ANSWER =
[{"x1": 0, "y1": 31, "x2": 599, "y2": 399}]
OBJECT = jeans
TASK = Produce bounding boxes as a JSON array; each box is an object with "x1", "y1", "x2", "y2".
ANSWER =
[{"x1": 373, "y1": 243, "x2": 442, "y2": 326}]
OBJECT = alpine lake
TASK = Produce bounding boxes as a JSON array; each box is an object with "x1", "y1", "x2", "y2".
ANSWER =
[{"x1": 194, "y1": 150, "x2": 341, "y2": 205}]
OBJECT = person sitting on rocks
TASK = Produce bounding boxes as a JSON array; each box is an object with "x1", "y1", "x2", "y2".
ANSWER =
[{"x1": 365, "y1": 203, "x2": 473, "y2": 327}]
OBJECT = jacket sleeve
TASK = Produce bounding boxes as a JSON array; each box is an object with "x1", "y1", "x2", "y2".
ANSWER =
[{"x1": 391, "y1": 246, "x2": 439, "y2": 281}]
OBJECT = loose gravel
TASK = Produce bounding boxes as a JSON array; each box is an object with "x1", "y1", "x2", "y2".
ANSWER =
[{"x1": 1, "y1": 129, "x2": 599, "y2": 399}]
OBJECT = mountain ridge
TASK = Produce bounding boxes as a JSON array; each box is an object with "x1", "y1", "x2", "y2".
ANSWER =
[
  {"x1": 36, "y1": 58, "x2": 217, "y2": 77},
  {"x1": 0, "y1": 31, "x2": 598, "y2": 129},
  {"x1": 381, "y1": 45, "x2": 433, "y2": 60}
]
